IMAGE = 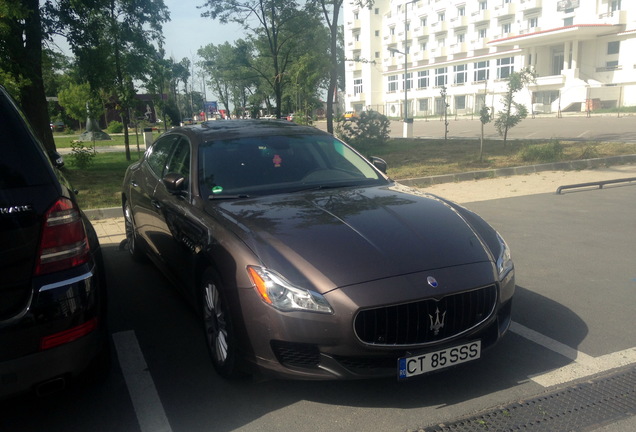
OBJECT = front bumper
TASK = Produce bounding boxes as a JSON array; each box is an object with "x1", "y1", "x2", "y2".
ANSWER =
[{"x1": 237, "y1": 263, "x2": 515, "y2": 380}]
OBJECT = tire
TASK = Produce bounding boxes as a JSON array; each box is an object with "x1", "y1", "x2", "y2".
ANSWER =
[
  {"x1": 123, "y1": 201, "x2": 146, "y2": 262},
  {"x1": 201, "y1": 269, "x2": 241, "y2": 379}
]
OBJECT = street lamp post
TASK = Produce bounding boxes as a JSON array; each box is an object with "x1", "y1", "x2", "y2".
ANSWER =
[{"x1": 402, "y1": 0, "x2": 418, "y2": 137}]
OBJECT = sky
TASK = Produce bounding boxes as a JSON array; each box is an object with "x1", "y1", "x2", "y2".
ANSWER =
[{"x1": 162, "y1": 0, "x2": 245, "y2": 63}]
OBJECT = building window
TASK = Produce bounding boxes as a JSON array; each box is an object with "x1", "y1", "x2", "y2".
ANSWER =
[
  {"x1": 417, "y1": 70, "x2": 429, "y2": 88},
  {"x1": 390, "y1": 27, "x2": 395, "y2": 35},
  {"x1": 474, "y1": 60, "x2": 490, "y2": 81},
  {"x1": 502, "y1": 22, "x2": 511, "y2": 34},
  {"x1": 435, "y1": 67, "x2": 448, "y2": 86},
  {"x1": 529, "y1": 17, "x2": 538, "y2": 28},
  {"x1": 438, "y1": 11, "x2": 445, "y2": 22},
  {"x1": 606, "y1": 60, "x2": 619, "y2": 69},
  {"x1": 563, "y1": 17, "x2": 573, "y2": 26},
  {"x1": 420, "y1": 16, "x2": 427, "y2": 27},
  {"x1": 354, "y1": 12, "x2": 359, "y2": 20},
  {"x1": 457, "y1": 6, "x2": 465, "y2": 16},
  {"x1": 375, "y1": 8, "x2": 379, "y2": 14},
  {"x1": 478, "y1": 27, "x2": 487, "y2": 39},
  {"x1": 454, "y1": 64, "x2": 467, "y2": 85},
  {"x1": 420, "y1": 41, "x2": 427, "y2": 51},
  {"x1": 611, "y1": 0, "x2": 621, "y2": 12},
  {"x1": 419, "y1": 98, "x2": 430, "y2": 112},
  {"x1": 402, "y1": 72, "x2": 413, "y2": 90},
  {"x1": 479, "y1": 1, "x2": 487, "y2": 10},
  {"x1": 388, "y1": 75, "x2": 399, "y2": 92},
  {"x1": 375, "y1": 51, "x2": 380, "y2": 58},
  {"x1": 455, "y1": 95, "x2": 466, "y2": 110},
  {"x1": 354, "y1": 79, "x2": 363, "y2": 95},
  {"x1": 608, "y1": 41, "x2": 620, "y2": 55},
  {"x1": 354, "y1": 33, "x2": 360, "y2": 41},
  {"x1": 497, "y1": 57, "x2": 514, "y2": 79},
  {"x1": 375, "y1": 30, "x2": 380, "y2": 36},
  {"x1": 457, "y1": 33, "x2": 465, "y2": 43}
]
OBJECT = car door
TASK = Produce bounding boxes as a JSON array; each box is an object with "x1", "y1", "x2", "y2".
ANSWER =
[
  {"x1": 130, "y1": 134, "x2": 180, "y2": 256},
  {"x1": 150, "y1": 136, "x2": 206, "y2": 292}
]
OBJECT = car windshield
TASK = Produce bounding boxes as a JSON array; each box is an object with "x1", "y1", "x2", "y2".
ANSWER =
[{"x1": 198, "y1": 134, "x2": 387, "y2": 198}]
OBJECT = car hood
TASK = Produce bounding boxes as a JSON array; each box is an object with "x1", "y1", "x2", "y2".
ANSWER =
[{"x1": 211, "y1": 184, "x2": 492, "y2": 291}]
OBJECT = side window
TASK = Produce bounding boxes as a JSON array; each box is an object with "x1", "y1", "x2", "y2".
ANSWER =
[
  {"x1": 166, "y1": 138, "x2": 191, "y2": 187},
  {"x1": 146, "y1": 135, "x2": 178, "y2": 178}
]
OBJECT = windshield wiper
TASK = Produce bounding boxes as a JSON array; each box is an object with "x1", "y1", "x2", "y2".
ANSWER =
[{"x1": 208, "y1": 194, "x2": 251, "y2": 200}]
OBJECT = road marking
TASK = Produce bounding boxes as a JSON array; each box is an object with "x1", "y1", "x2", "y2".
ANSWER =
[
  {"x1": 113, "y1": 331, "x2": 173, "y2": 432},
  {"x1": 578, "y1": 130, "x2": 591, "y2": 138},
  {"x1": 510, "y1": 322, "x2": 636, "y2": 387}
]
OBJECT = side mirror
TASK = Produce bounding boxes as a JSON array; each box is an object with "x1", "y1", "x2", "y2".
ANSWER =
[
  {"x1": 370, "y1": 157, "x2": 388, "y2": 174},
  {"x1": 163, "y1": 172, "x2": 187, "y2": 194},
  {"x1": 50, "y1": 151, "x2": 64, "y2": 168}
]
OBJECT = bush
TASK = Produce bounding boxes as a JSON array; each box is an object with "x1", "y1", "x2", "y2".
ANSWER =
[
  {"x1": 107, "y1": 121, "x2": 124, "y2": 134},
  {"x1": 336, "y1": 110, "x2": 391, "y2": 148},
  {"x1": 70, "y1": 141, "x2": 95, "y2": 169},
  {"x1": 519, "y1": 140, "x2": 564, "y2": 162}
]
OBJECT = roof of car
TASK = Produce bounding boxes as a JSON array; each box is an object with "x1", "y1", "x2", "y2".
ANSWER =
[{"x1": 173, "y1": 119, "x2": 332, "y2": 142}]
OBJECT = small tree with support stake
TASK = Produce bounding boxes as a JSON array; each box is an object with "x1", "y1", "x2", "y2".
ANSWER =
[{"x1": 494, "y1": 67, "x2": 535, "y2": 147}]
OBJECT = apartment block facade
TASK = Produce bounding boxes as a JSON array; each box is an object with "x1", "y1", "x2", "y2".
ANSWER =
[{"x1": 344, "y1": 0, "x2": 636, "y2": 118}]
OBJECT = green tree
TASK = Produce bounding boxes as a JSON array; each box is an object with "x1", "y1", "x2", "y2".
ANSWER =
[
  {"x1": 0, "y1": 0, "x2": 56, "y2": 153},
  {"x1": 479, "y1": 105, "x2": 491, "y2": 163},
  {"x1": 57, "y1": 82, "x2": 103, "y2": 131},
  {"x1": 494, "y1": 67, "x2": 535, "y2": 147},
  {"x1": 201, "y1": 0, "x2": 314, "y2": 119},
  {"x1": 56, "y1": 0, "x2": 170, "y2": 160}
]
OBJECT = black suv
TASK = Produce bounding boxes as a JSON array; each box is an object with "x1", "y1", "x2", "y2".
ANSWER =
[{"x1": 0, "y1": 85, "x2": 108, "y2": 398}]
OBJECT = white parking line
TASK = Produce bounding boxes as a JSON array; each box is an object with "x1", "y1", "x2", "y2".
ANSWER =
[
  {"x1": 113, "y1": 331, "x2": 173, "y2": 432},
  {"x1": 510, "y1": 322, "x2": 636, "y2": 387},
  {"x1": 577, "y1": 130, "x2": 591, "y2": 138}
]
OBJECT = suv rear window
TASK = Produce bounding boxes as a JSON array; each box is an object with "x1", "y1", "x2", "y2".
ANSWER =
[{"x1": 0, "y1": 92, "x2": 51, "y2": 189}]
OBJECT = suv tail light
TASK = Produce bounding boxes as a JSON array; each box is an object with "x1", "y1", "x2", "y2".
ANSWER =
[{"x1": 35, "y1": 198, "x2": 90, "y2": 275}]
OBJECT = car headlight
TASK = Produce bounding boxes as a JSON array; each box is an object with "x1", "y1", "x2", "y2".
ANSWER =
[
  {"x1": 496, "y1": 233, "x2": 513, "y2": 279},
  {"x1": 247, "y1": 266, "x2": 333, "y2": 314}
]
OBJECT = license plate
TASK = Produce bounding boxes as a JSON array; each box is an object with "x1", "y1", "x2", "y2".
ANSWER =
[{"x1": 398, "y1": 340, "x2": 481, "y2": 379}]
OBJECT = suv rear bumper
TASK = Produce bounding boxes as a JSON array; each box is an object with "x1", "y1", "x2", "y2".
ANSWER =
[
  {"x1": 0, "y1": 326, "x2": 103, "y2": 399},
  {"x1": 0, "y1": 267, "x2": 107, "y2": 399}
]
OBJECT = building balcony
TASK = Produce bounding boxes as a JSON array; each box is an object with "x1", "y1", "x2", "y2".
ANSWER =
[
  {"x1": 450, "y1": 16, "x2": 468, "y2": 28},
  {"x1": 430, "y1": 21, "x2": 448, "y2": 33},
  {"x1": 520, "y1": 0, "x2": 542, "y2": 11},
  {"x1": 598, "y1": 10, "x2": 628, "y2": 26},
  {"x1": 413, "y1": 50, "x2": 429, "y2": 62},
  {"x1": 450, "y1": 42, "x2": 468, "y2": 54},
  {"x1": 535, "y1": 74, "x2": 566, "y2": 86},
  {"x1": 347, "y1": 40, "x2": 361, "y2": 50},
  {"x1": 494, "y1": 3, "x2": 516, "y2": 17},
  {"x1": 348, "y1": 19, "x2": 361, "y2": 30},
  {"x1": 350, "y1": 92, "x2": 366, "y2": 102},
  {"x1": 471, "y1": 10, "x2": 490, "y2": 24},
  {"x1": 384, "y1": 34, "x2": 398, "y2": 44},
  {"x1": 414, "y1": 26, "x2": 429, "y2": 37},
  {"x1": 430, "y1": 46, "x2": 448, "y2": 57},
  {"x1": 470, "y1": 38, "x2": 491, "y2": 50}
]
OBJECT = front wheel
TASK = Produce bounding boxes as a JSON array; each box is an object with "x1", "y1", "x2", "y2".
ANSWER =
[{"x1": 201, "y1": 270, "x2": 241, "y2": 379}]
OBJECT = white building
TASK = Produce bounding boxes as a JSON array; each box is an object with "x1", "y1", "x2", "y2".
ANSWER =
[{"x1": 344, "y1": 0, "x2": 636, "y2": 119}]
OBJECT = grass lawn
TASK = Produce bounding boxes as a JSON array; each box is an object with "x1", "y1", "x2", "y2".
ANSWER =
[{"x1": 60, "y1": 136, "x2": 636, "y2": 209}]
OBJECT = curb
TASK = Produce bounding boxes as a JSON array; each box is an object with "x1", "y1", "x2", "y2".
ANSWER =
[
  {"x1": 82, "y1": 154, "x2": 636, "y2": 220},
  {"x1": 397, "y1": 154, "x2": 636, "y2": 188},
  {"x1": 84, "y1": 206, "x2": 123, "y2": 220}
]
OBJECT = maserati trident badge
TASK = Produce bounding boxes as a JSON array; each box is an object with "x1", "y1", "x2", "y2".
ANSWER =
[
  {"x1": 427, "y1": 276, "x2": 438, "y2": 288},
  {"x1": 429, "y1": 307, "x2": 446, "y2": 336}
]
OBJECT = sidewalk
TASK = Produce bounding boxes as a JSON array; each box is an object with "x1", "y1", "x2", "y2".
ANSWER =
[{"x1": 88, "y1": 162, "x2": 636, "y2": 246}]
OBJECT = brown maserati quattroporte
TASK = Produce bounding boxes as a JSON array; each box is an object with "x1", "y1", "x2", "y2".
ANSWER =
[{"x1": 121, "y1": 120, "x2": 515, "y2": 380}]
